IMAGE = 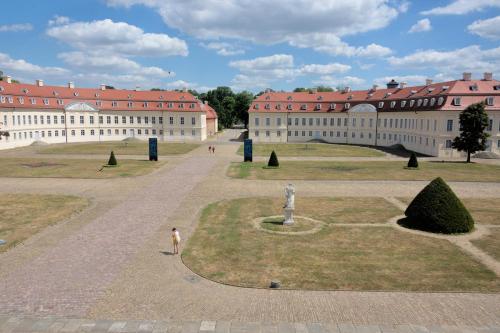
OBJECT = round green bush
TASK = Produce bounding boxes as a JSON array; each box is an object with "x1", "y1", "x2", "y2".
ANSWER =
[
  {"x1": 403, "y1": 177, "x2": 474, "y2": 234},
  {"x1": 268, "y1": 150, "x2": 279, "y2": 167}
]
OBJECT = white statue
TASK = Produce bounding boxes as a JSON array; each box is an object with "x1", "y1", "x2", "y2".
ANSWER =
[{"x1": 283, "y1": 184, "x2": 295, "y2": 225}]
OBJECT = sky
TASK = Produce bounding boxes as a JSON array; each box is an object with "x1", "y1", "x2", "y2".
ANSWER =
[{"x1": 0, "y1": 0, "x2": 499, "y2": 93}]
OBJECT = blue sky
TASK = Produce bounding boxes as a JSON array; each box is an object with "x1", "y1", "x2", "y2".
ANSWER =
[{"x1": 0, "y1": 0, "x2": 499, "y2": 92}]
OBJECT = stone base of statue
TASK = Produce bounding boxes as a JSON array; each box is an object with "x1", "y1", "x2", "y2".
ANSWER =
[{"x1": 283, "y1": 207, "x2": 294, "y2": 225}]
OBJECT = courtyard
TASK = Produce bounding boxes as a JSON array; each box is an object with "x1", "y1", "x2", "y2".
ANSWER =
[{"x1": 0, "y1": 131, "x2": 499, "y2": 330}]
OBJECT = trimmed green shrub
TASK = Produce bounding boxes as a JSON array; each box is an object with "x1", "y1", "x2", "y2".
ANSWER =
[
  {"x1": 268, "y1": 150, "x2": 279, "y2": 167},
  {"x1": 108, "y1": 151, "x2": 117, "y2": 166},
  {"x1": 407, "y1": 152, "x2": 418, "y2": 168},
  {"x1": 403, "y1": 177, "x2": 474, "y2": 234}
]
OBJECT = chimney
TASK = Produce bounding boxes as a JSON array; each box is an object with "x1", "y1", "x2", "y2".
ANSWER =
[
  {"x1": 68, "y1": 82, "x2": 74, "y2": 89},
  {"x1": 425, "y1": 79, "x2": 433, "y2": 86},
  {"x1": 399, "y1": 82, "x2": 407, "y2": 89},
  {"x1": 462, "y1": 72, "x2": 472, "y2": 81},
  {"x1": 183, "y1": 87, "x2": 188, "y2": 93},
  {"x1": 483, "y1": 72, "x2": 493, "y2": 81},
  {"x1": 372, "y1": 84, "x2": 378, "y2": 91},
  {"x1": 36, "y1": 79, "x2": 44, "y2": 87},
  {"x1": 6, "y1": 76, "x2": 12, "y2": 84},
  {"x1": 100, "y1": 84, "x2": 106, "y2": 91},
  {"x1": 343, "y1": 86, "x2": 351, "y2": 93},
  {"x1": 386, "y1": 79, "x2": 399, "y2": 89},
  {"x1": 204, "y1": 100, "x2": 208, "y2": 105}
]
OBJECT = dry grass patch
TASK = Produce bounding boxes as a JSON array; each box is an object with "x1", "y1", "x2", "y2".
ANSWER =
[
  {"x1": 0, "y1": 194, "x2": 88, "y2": 253},
  {"x1": 183, "y1": 197, "x2": 499, "y2": 291},
  {"x1": 472, "y1": 229, "x2": 500, "y2": 261},
  {"x1": 237, "y1": 143, "x2": 384, "y2": 157},
  {"x1": 228, "y1": 161, "x2": 500, "y2": 182},
  {"x1": 38, "y1": 141, "x2": 199, "y2": 155},
  {"x1": 0, "y1": 157, "x2": 164, "y2": 178},
  {"x1": 398, "y1": 197, "x2": 500, "y2": 225}
]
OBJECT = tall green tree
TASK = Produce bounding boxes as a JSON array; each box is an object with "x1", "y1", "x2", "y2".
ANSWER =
[
  {"x1": 234, "y1": 91, "x2": 254, "y2": 128},
  {"x1": 452, "y1": 102, "x2": 490, "y2": 163},
  {"x1": 221, "y1": 96, "x2": 236, "y2": 128}
]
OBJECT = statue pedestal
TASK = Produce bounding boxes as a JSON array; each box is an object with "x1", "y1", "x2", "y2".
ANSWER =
[{"x1": 283, "y1": 207, "x2": 294, "y2": 225}]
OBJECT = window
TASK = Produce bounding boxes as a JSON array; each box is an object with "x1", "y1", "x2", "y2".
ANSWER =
[
  {"x1": 438, "y1": 97, "x2": 444, "y2": 105},
  {"x1": 453, "y1": 97, "x2": 461, "y2": 106},
  {"x1": 123, "y1": 129, "x2": 127, "y2": 135},
  {"x1": 287, "y1": 104, "x2": 292, "y2": 110},
  {"x1": 445, "y1": 140, "x2": 452, "y2": 149},
  {"x1": 55, "y1": 131, "x2": 59, "y2": 137},
  {"x1": 300, "y1": 104, "x2": 307, "y2": 110},
  {"x1": 266, "y1": 131, "x2": 270, "y2": 137},
  {"x1": 330, "y1": 103, "x2": 336, "y2": 110},
  {"x1": 152, "y1": 129, "x2": 156, "y2": 135},
  {"x1": 100, "y1": 129, "x2": 104, "y2": 135},
  {"x1": 255, "y1": 130, "x2": 259, "y2": 137},
  {"x1": 80, "y1": 116, "x2": 84, "y2": 124},
  {"x1": 423, "y1": 99, "x2": 428, "y2": 107},
  {"x1": 192, "y1": 117, "x2": 196, "y2": 125},
  {"x1": 417, "y1": 99, "x2": 422, "y2": 107},
  {"x1": 70, "y1": 116, "x2": 75, "y2": 124},
  {"x1": 378, "y1": 102, "x2": 384, "y2": 108},
  {"x1": 430, "y1": 98, "x2": 436, "y2": 106},
  {"x1": 122, "y1": 116, "x2": 126, "y2": 124},
  {"x1": 179, "y1": 103, "x2": 184, "y2": 109},
  {"x1": 137, "y1": 117, "x2": 141, "y2": 124},
  {"x1": 309, "y1": 118, "x2": 313, "y2": 126},
  {"x1": 192, "y1": 129, "x2": 196, "y2": 136},
  {"x1": 81, "y1": 130, "x2": 85, "y2": 136},
  {"x1": 115, "y1": 129, "x2": 119, "y2": 135},
  {"x1": 91, "y1": 129, "x2": 95, "y2": 136},
  {"x1": 89, "y1": 116, "x2": 94, "y2": 125},
  {"x1": 255, "y1": 118, "x2": 260, "y2": 126},
  {"x1": 401, "y1": 100, "x2": 406, "y2": 108},
  {"x1": 71, "y1": 130, "x2": 75, "y2": 136},
  {"x1": 390, "y1": 101, "x2": 396, "y2": 108},
  {"x1": 43, "y1": 99, "x2": 49, "y2": 105},
  {"x1": 409, "y1": 100, "x2": 415, "y2": 107},
  {"x1": 107, "y1": 116, "x2": 111, "y2": 124},
  {"x1": 446, "y1": 119, "x2": 453, "y2": 132},
  {"x1": 128, "y1": 102, "x2": 133, "y2": 108},
  {"x1": 108, "y1": 129, "x2": 112, "y2": 135},
  {"x1": 486, "y1": 97, "x2": 494, "y2": 106},
  {"x1": 169, "y1": 117, "x2": 174, "y2": 125},
  {"x1": 344, "y1": 103, "x2": 350, "y2": 109},
  {"x1": 143, "y1": 102, "x2": 149, "y2": 108},
  {"x1": 152, "y1": 117, "x2": 156, "y2": 124},
  {"x1": 277, "y1": 118, "x2": 281, "y2": 126},
  {"x1": 487, "y1": 119, "x2": 493, "y2": 131},
  {"x1": 323, "y1": 118, "x2": 327, "y2": 126},
  {"x1": 315, "y1": 103, "x2": 321, "y2": 110},
  {"x1": 145, "y1": 116, "x2": 149, "y2": 124},
  {"x1": 302, "y1": 131, "x2": 305, "y2": 137},
  {"x1": 30, "y1": 98, "x2": 36, "y2": 105},
  {"x1": 61, "y1": 116, "x2": 65, "y2": 123},
  {"x1": 159, "y1": 117, "x2": 163, "y2": 124},
  {"x1": 302, "y1": 118, "x2": 306, "y2": 126},
  {"x1": 361, "y1": 118, "x2": 365, "y2": 127},
  {"x1": 130, "y1": 116, "x2": 134, "y2": 124},
  {"x1": 316, "y1": 118, "x2": 320, "y2": 126},
  {"x1": 113, "y1": 116, "x2": 118, "y2": 124},
  {"x1": 112, "y1": 101, "x2": 118, "y2": 107},
  {"x1": 180, "y1": 117, "x2": 185, "y2": 125}
]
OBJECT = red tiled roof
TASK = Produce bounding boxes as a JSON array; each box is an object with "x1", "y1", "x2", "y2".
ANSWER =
[
  {"x1": 0, "y1": 82, "x2": 204, "y2": 112},
  {"x1": 203, "y1": 104, "x2": 217, "y2": 119},
  {"x1": 250, "y1": 79, "x2": 500, "y2": 113}
]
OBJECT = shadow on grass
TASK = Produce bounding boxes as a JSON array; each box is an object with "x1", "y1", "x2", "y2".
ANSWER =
[{"x1": 160, "y1": 251, "x2": 175, "y2": 256}]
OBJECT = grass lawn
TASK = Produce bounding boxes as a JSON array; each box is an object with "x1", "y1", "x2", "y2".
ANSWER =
[
  {"x1": 37, "y1": 141, "x2": 199, "y2": 155},
  {"x1": 228, "y1": 161, "x2": 500, "y2": 182},
  {"x1": 0, "y1": 194, "x2": 88, "y2": 253},
  {"x1": 398, "y1": 197, "x2": 500, "y2": 225},
  {"x1": 182, "y1": 197, "x2": 499, "y2": 291},
  {"x1": 0, "y1": 157, "x2": 164, "y2": 178},
  {"x1": 237, "y1": 143, "x2": 384, "y2": 157},
  {"x1": 472, "y1": 229, "x2": 500, "y2": 261}
]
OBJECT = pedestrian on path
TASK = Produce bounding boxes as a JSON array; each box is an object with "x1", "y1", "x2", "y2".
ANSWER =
[
  {"x1": 208, "y1": 145, "x2": 212, "y2": 154},
  {"x1": 212, "y1": 146, "x2": 215, "y2": 154},
  {"x1": 171, "y1": 228, "x2": 181, "y2": 254}
]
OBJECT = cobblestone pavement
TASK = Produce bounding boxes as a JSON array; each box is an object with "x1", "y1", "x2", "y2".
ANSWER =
[
  {"x1": 1, "y1": 316, "x2": 499, "y2": 333},
  {"x1": 0, "y1": 139, "x2": 499, "y2": 327}
]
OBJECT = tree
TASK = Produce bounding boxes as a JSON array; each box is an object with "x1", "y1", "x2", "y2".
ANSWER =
[
  {"x1": 403, "y1": 177, "x2": 474, "y2": 234},
  {"x1": 234, "y1": 91, "x2": 253, "y2": 128},
  {"x1": 452, "y1": 102, "x2": 489, "y2": 163},
  {"x1": 205, "y1": 87, "x2": 235, "y2": 129},
  {"x1": 294, "y1": 87, "x2": 308, "y2": 92},
  {"x1": 268, "y1": 150, "x2": 279, "y2": 167},
  {"x1": 221, "y1": 96, "x2": 236, "y2": 128},
  {"x1": 407, "y1": 152, "x2": 418, "y2": 168},
  {"x1": 316, "y1": 85, "x2": 334, "y2": 92},
  {"x1": 108, "y1": 151, "x2": 117, "y2": 166}
]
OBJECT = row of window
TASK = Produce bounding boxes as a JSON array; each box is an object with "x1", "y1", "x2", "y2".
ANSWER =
[{"x1": 2, "y1": 114, "x2": 197, "y2": 127}]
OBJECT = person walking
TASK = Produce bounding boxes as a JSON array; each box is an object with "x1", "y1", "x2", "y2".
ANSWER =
[
  {"x1": 208, "y1": 145, "x2": 212, "y2": 154},
  {"x1": 171, "y1": 228, "x2": 181, "y2": 254},
  {"x1": 212, "y1": 146, "x2": 215, "y2": 154}
]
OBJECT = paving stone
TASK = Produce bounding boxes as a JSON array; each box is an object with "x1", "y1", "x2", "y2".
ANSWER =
[
  {"x1": 137, "y1": 321, "x2": 156, "y2": 333},
  {"x1": 261, "y1": 323, "x2": 278, "y2": 333},
  {"x1": 356, "y1": 325, "x2": 381, "y2": 333},
  {"x1": 278, "y1": 323, "x2": 296, "y2": 333},
  {"x1": 108, "y1": 321, "x2": 128, "y2": 332},
  {"x1": 0, "y1": 316, "x2": 12, "y2": 328},
  {"x1": 215, "y1": 321, "x2": 232, "y2": 333},
  {"x1": 165, "y1": 321, "x2": 184, "y2": 333},
  {"x1": 200, "y1": 321, "x2": 217, "y2": 332},
  {"x1": 31, "y1": 317, "x2": 56, "y2": 331},
  {"x1": 183, "y1": 321, "x2": 202, "y2": 333},
  {"x1": 295, "y1": 323, "x2": 308, "y2": 333},
  {"x1": 379, "y1": 325, "x2": 413, "y2": 333},
  {"x1": 78, "y1": 321, "x2": 96, "y2": 332},
  {"x1": 231, "y1": 322, "x2": 261, "y2": 333},
  {"x1": 0, "y1": 317, "x2": 22, "y2": 333},
  {"x1": 13, "y1": 317, "x2": 37, "y2": 332},
  {"x1": 90, "y1": 320, "x2": 114, "y2": 332},
  {"x1": 338, "y1": 324, "x2": 357, "y2": 333},
  {"x1": 307, "y1": 323, "x2": 332, "y2": 333},
  {"x1": 48, "y1": 319, "x2": 68, "y2": 332},
  {"x1": 152, "y1": 321, "x2": 170, "y2": 333},
  {"x1": 408, "y1": 325, "x2": 430, "y2": 333}
]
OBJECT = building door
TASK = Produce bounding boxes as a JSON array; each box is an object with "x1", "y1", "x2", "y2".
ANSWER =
[{"x1": 130, "y1": 129, "x2": 135, "y2": 137}]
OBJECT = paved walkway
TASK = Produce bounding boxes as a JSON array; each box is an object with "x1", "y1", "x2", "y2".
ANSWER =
[{"x1": 0, "y1": 137, "x2": 499, "y2": 327}]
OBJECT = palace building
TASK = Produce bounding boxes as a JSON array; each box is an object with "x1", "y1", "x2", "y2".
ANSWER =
[
  {"x1": 0, "y1": 78, "x2": 217, "y2": 150},
  {"x1": 248, "y1": 73, "x2": 500, "y2": 157}
]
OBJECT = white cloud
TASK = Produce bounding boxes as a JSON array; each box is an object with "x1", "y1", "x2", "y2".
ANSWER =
[
  {"x1": 421, "y1": 0, "x2": 500, "y2": 15},
  {"x1": 0, "y1": 52, "x2": 69, "y2": 77},
  {"x1": 200, "y1": 42, "x2": 245, "y2": 56},
  {"x1": 468, "y1": 16, "x2": 500, "y2": 40},
  {"x1": 373, "y1": 75, "x2": 427, "y2": 86},
  {"x1": 106, "y1": 0, "x2": 396, "y2": 58},
  {"x1": 289, "y1": 33, "x2": 392, "y2": 57},
  {"x1": 47, "y1": 18, "x2": 188, "y2": 57},
  {"x1": 48, "y1": 16, "x2": 70, "y2": 26},
  {"x1": 388, "y1": 45, "x2": 500, "y2": 76},
  {"x1": 229, "y1": 54, "x2": 352, "y2": 90},
  {"x1": 398, "y1": 1, "x2": 410, "y2": 13},
  {"x1": 0, "y1": 23, "x2": 33, "y2": 32},
  {"x1": 312, "y1": 75, "x2": 365, "y2": 88},
  {"x1": 166, "y1": 80, "x2": 213, "y2": 93},
  {"x1": 408, "y1": 18, "x2": 432, "y2": 33}
]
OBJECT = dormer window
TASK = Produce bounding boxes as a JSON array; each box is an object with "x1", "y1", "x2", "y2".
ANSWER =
[
  {"x1": 423, "y1": 99, "x2": 428, "y2": 107},
  {"x1": 469, "y1": 84, "x2": 478, "y2": 91},
  {"x1": 317, "y1": 96, "x2": 323, "y2": 101},
  {"x1": 417, "y1": 99, "x2": 423, "y2": 107},
  {"x1": 95, "y1": 93, "x2": 100, "y2": 98},
  {"x1": 128, "y1": 102, "x2": 133, "y2": 108},
  {"x1": 442, "y1": 86, "x2": 449, "y2": 91},
  {"x1": 0, "y1": 96, "x2": 4, "y2": 103},
  {"x1": 57, "y1": 99, "x2": 64, "y2": 106},
  {"x1": 378, "y1": 102, "x2": 384, "y2": 108},
  {"x1": 73, "y1": 92, "x2": 79, "y2": 97},
  {"x1": 53, "y1": 91, "x2": 58, "y2": 96},
  {"x1": 427, "y1": 87, "x2": 435, "y2": 93},
  {"x1": 276, "y1": 104, "x2": 281, "y2": 110},
  {"x1": 486, "y1": 97, "x2": 494, "y2": 106},
  {"x1": 390, "y1": 101, "x2": 396, "y2": 108},
  {"x1": 453, "y1": 97, "x2": 461, "y2": 106},
  {"x1": 30, "y1": 98, "x2": 36, "y2": 105},
  {"x1": 143, "y1": 102, "x2": 149, "y2": 108},
  {"x1": 315, "y1": 103, "x2": 321, "y2": 110},
  {"x1": 159, "y1": 95, "x2": 164, "y2": 100},
  {"x1": 300, "y1": 104, "x2": 307, "y2": 110},
  {"x1": 401, "y1": 100, "x2": 407, "y2": 108},
  {"x1": 179, "y1": 103, "x2": 184, "y2": 108},
  {"x1": 22, "y1": 88, "x2": 28, "y2": 94},
  {"x1": 128, "y1": 94, "x2": 132, "y2": 99},
  {"x1": 264, "y1": 103, "x2": 270, "y2": 110},
  {"x1": 7, "y1": 96, "x2": 13, "y2": 104},
  {"x1": 438, "y1": 97, "x2": 444, "y2": 105},
  {"x1": 287, "y1": 96, "x2": 292, "y2": 101},
  {"x1": 112, "y1": 101, "x2": 118, "y2": 107},
  {"x1": 430, "y1": 98, "x2": 436, "y2": 106},
  {"x1": 347, "y1": 95, "x2": 353, "y2": 100},
  {"x1": 287, "y1": 104, "x2": 292, "y2": 110},
  {"x1": 167, "y1": 102, "x2": 173, "y2": 108},
  {"x1": 0, "y1": 86, "x2": 4, "y2": 92},
  {"x1": 384, "y1": 93, "x2": 392, "y2": 98},
  {"x1": 330, "y1": 103, "x2": 336, "y2": 110},
  {"x1": 158, "y1": 102, "x2": 163, "y2": 108},
  {"x1": 344, "y1": 103, "x2": 350, "y2": 109},
  {"x1": 265, "y1": 95, "x2": 270, "y2": 100},
  {"x1": 190, "y1": 103, "x2": 195, "y2": 109},
  {"x1": 96, "y1": 101, "x2": 102, "y2": 107},
  {"x1": 410, "y1": 90, "x2": 417, "y2": 95},
  {"x1": 18, "y1": 97, "x2": 24, "y2": 104},
  {"x1": 409, "y1": 100, "x2": 415, "y2": 107},
  {"x1": 43, "y1": 98, "x2": 49, "y2": 105},
  {"x1": 494, "y1": 85, "x2": 500, "y2": 91}
]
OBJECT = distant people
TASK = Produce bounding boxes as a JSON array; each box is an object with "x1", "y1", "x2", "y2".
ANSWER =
[
  {"x1": 171, "y1": 228, "x2": 181, "y2": 254},
  {"x1": 212, "y1": 146, "x2": 215, "y2": 154},
  {"x1": 208, "y1": 145, "x2": 212, "y2": 154}
]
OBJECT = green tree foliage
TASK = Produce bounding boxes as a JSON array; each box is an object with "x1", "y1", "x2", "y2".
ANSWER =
[
  {"x1": 203, "y1": 87, "x2": 253, "y2": 129},
  {"x1": 234, "y1": 91, "x2": 254, "y2": 128},
  {"x1": 452, "y1": 102, "x2": 490, "y2": 163},
  {"x1": 293, "y1": 86, "x2": 334, "y2": 93},
  {"x1": 268, "y1": 150, "x2": 279, "y2": 167},
  {"x1": 108, "y1": 151, "x2": 117, "y2": 166},
  {"x1": 403, "y1": 177, "x2": 474, "y2": 234},
  {"x1": 407, "y1": 152, "x2": 418, "y2": 168}
]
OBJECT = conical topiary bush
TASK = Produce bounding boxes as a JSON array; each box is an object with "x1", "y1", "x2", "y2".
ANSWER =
[
  {"x1": 407, "y1": 152, "x2": 418, "y2": 168},
  {"x1": 268, "y1": 150, "x2": 279, "y2": 167},
  {"x1": 403, "y1": 177, "x2": 474, "y2": 234},
  {"x1": 108, "y1": 151, "x2": 117, "y2": 166}
]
